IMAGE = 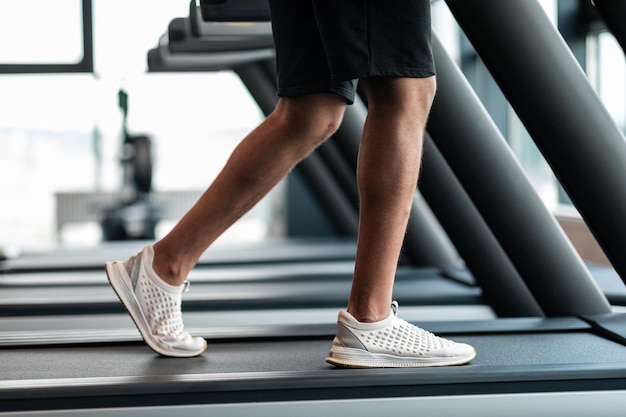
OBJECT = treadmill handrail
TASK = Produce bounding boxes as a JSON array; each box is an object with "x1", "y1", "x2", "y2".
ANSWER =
[{"x1": 199, "y1": 0, "x2": 271, "y2": 22}]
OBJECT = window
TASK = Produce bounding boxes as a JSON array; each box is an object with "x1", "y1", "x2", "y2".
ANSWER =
[
  {"x1": 0, "y1": 0, "x2": 92, "y2": 73},
  {"x1": 0, "y1": 1, "x2": 266, "y2": 253}
]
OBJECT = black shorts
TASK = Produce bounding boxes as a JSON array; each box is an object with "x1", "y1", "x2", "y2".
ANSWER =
[{"x1": 269, "y1": 0, "x2": 435, "y2": 104}]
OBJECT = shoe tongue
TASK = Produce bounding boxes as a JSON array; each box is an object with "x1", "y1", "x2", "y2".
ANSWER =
[{"x1": 391, "y1": 300, "x2": 399, "y2": 316}]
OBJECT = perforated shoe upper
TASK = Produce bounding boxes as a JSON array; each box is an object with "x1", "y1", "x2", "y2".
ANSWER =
[
  {"x1": 120, "y1": 246, "x2": 206, "y2": 355},
  {"x1": 334, "y1": 301, "x2": 474, "y2": 359}
]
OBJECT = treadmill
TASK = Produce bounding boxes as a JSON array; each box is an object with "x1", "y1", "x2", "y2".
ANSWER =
[{"x1": 2, "y1": 1, "x2": 626, "y2": 415}]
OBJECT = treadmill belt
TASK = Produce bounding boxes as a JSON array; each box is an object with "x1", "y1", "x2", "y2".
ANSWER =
[
  {"x1": 4, "y1": 332, "x2": 626, "y2": 381},
  {"x1": 0, "y1": 265, "x2": 483, "y2": 316},
  {"x1": 2, "y1": 319, "x2": 626, "y2": 412}
]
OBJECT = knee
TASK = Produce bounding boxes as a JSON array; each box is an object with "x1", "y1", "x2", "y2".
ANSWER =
[
  {"x1": 365, "y1": 76, "x2": 437, "y2": 118},
  {"x1": 317, "y1": 111, "x2": 344, "y2": 138},
  {"x1": 273, "y1": 96, "x2": 346, "y2": 141}
]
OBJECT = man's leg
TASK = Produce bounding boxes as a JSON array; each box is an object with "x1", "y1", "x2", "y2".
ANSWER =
[
  {"x1": 347, "y1": 76, "x2": 436, "y2": 323},
  {"x1": 153, "y1": 94, "x2": 347, "y2": 286},
  {"x1": 326, "y1": 76, "x2": 476, "y2": 368},
  {"x1": 106, "y1": 93, "x2": 346, "y2": 357}
]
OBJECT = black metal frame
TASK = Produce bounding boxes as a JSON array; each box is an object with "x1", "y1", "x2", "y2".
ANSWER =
[
  {"x1": 420, "y1": 132, "x2": 543, "y2": 317},
  {"x1": 446, "y1": 0, "x2": 626, "y2": 293},
  {"x1": 428, "y1": 31, "x2": 612, "y2": 316}
]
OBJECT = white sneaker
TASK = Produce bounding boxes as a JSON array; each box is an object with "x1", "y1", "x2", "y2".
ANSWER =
[
  {"x1": 105, "y1": 246, "x2": 207, "y2": 357},
  {"x1": 326, "y1": 301, "x2": 476, "y2": 368}
]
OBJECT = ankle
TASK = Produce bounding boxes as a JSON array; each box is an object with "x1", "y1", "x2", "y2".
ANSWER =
[
  {"x1": 347, "y1": 307, "x2": 390, "y2": 323},
  {"x1": 151, "y1": 245, "x2": 188, "y2": 287},
  {"x1": 347, "y1": 298, "x2": 393, "y2": 323},
  {"x1": 152, "y1": 264, "x2": 186, "y2": 287}
]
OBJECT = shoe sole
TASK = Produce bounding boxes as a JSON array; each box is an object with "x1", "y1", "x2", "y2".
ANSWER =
[
  {"x1": 105, "y1": 261, "x2": 207, "y2": 358},
  {"x1": 325, "y1": 346, "x2": 476, "y2": 368}
]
